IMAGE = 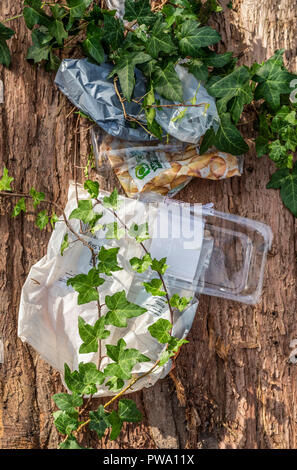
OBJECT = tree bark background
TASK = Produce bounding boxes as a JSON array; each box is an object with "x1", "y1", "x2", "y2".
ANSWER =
[{"x1": 0, "y1": 0, "x2": 297, "y2": 449}]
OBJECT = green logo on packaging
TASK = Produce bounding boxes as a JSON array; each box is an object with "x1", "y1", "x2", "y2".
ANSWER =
[{"x1": 135, "y1": 163, "x2": 150, "y2": 179}]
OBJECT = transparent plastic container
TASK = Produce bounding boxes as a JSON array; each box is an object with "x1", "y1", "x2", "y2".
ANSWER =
[{"x1": 141, "y1": 199, "x2": 273, "y2": 305}]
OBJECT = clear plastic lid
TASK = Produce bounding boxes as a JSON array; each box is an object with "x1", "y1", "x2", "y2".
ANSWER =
[{"x1": 145, "y1": 200, "x2": 273, "y2": 305}]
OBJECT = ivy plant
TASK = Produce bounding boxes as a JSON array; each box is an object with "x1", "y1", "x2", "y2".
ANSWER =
[{"x1": 0, "y1": 167, "x2": 193, "y2": 448}]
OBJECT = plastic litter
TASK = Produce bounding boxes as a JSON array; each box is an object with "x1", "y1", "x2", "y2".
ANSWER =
[
  {"x1": 18, "y1": 183, "x2": 272, "y2": 397},
  {"x1": 91, "y1": 126, "x2": 243, "y2": 198}
]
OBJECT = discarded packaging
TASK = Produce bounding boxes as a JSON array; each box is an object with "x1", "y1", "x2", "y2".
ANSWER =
[
  {"x1": 18, "y1": 184, "x2": 272, "y2": 396},
  {"x1": 91, "y1": 127, "x2": 243, "y2": 198}
]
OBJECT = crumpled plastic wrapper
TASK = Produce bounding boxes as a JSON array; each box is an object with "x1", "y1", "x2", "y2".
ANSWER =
[
  {"x1": 18, "y1": 183, "x2": 213, "y2": 397},
  {"x1": 91, "y1": 127, "x2": 243, "y2": 198},
  {"x1": 55, "y1": 58, "x2": 220, "y2": 144}
]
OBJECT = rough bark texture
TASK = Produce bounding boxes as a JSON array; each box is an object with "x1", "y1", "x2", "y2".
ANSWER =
[{"x1": 0, "y1": 0, "x2": 297, "y2": 449}]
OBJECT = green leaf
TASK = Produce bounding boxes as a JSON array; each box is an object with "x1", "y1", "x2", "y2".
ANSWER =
[
  {"x1": 69, "y1": 199, "x2": 97, "y2": 225},
  {"x1": 97, "y1": 246, "x2": 123, "y2": 276},
  {"x1": 177, "y1": 21, "x2": 221, "y2": 56},
  {"x1": 111, "y1": 51, "x2": 152, "y2": 101},
  {"x1": 0, "y1": 23, "x2": 14, "y2": 67},
  {"x1": 23, "y1": 1, "x2": 52, "y2": 30},
  {"x1": 102, "y1": 188, "x2": 121, "y2": 210},
  {"x1": 128, "y1": 222, "x2": 150, "y2": 242},
  {"x1": 53, "y1": 393, "x2": 83, "y2": 411},
  {"x1": 130, "y1": 253, "x2": 152, "y2": 273},
  {"x1": 67, "y1": 268, "x2": 105, "y2": 305},
  {"x1": 60, "y1": 233, "x2": 69, "y2": 256},
  {"x1": 208, "y1": 66, "x2": 253, "y2": 123},
  {"x1": 36, "y1": 210, "x2": 49, "y2": 229},
  {"x1": 118, "y1": 399, "x2": 142, "y2": 422},
  {"x1": 89, "y1": 405, "x2": 110, "y2": 438},
  {"x1": 102, "y1": 14, "x2": 124, "y2": 50},
  {"x1": 12, "y1": 198, "x2": 26, "y2": 218},
  {"x1": 78, "y1": 316, "x2": 110, "y2": 354},
  {"x1": 59, "y1": 435, "x2": 85, "y2": 449},
  {"x1": 105, "y1": 222, "x2": 125, "y2": 240},
  {"x1": 0, "y1": 167, "x2": 14, "y2": 191},
  {"x1": 151, "y1": 257, "x2": 168, "y2": 274},
  {"x1": 153, "y1": 63, "x2": 183, "y2": 102},
  {"x1": 169, "y1": 294, "x2": 192, "y2": 311},
  {"x1": 83, "y1": 30, "x2": 104, "y2": 65},
  {"x1": 53, "y1": 409, "x2": 79, "y2": 435},
  {"x1": 268, "y1": 140, "x2": 292, "y2": 168},
  {"x1": 255, "y1": 135, "x2": 269, "y2": 158},
  {"x1": 64, "y1": 362, "x2": 105, "y2": 395},
  {"x1": 187, "y1": 59, "x2": 208, "y2": 83},
  {"x1": 66, "y1": 0, "x2": 93, "y2": 27},
  {"x1": 203, "y1": 51, "x2": 233, "y2": 68},
  {"x1": 214, "y1": 113, "x2": 249, "y2": 155},
  {"x1": 84, "y1": 180, "x2": 99, "y2": 199},
  {"x1": 267, "y1": 164, "x2": 297, "y2": 217},
  {"x1": 30, "y1": 187, "x2": 45, "y2": 208},
  {"x1": 254, "y1": 50, "x2": 296, "y2": 110},
  {"x1": 199, "y1": 127, "x2": 216, "y2": 154},
  {"x1": 146, "y1": 20, "x2": 177, "y2": 59},
  {"x1": 50, "y1": 212, "x2": 59, "y2": 227},
  {"x1": 105, "y1": 290, "x2": 147, "y2": 328},
  {"x1": 159, "y1": 349, "x2": 174, "y2": 366},
  {"x1": 168, "y1": 336, "x2": 189, "y2": 353},
  {"x1": 108, "y1": 410, "x2": 123, "y2": 440},
  {"x1": 104, "y1": 338, "x2": 150, "y2": 381},
  {"x1": 105, "y1": 376, "x2": 125, "y2": 392},
  {"x1": 143, "y1": 278, "x2": 166, "y2": 297},
  {"x1": 148, "y1": 318, "x2": 172, "y2": 344},
  {"x1": 48, "y1": 18, "x2": 68, "y2": 46},
  {"x1": 27, "y1": 28, "x2": 52, "y2": 63},
  {"x1": 124, "y1": 0, "x2": 155, "y2": 26}
]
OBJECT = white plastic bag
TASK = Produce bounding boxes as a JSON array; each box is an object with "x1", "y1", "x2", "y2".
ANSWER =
[{"x1": 18, "y1": 183, "x2": 210, "y2": 397}]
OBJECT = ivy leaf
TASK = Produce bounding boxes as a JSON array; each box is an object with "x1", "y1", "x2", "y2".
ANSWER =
[
  {"x1": 30, "y1": 187, "x2": 45, "y2": 208},
  {"x1": 102, "y1": 188, "x2": 121, "y2": 210},
  {"x1": 105, "y1": 376, "x2": 125, "y2": 392},
  {"x1": 254, "y1": 50, "x2": 296, "y2": 110},
  {"x1": 64, "y1": 362, "x2": 105, "y2": 395},
  {"x1": 105, "y1": 290, "x2": 147, "y2": 328},
  {"x1": 52, "y1": 393, "x2": 83, "y2": 412},
  {"x1": 151, "y1": 257, "x2": 168, "y2": 274},
  {"x1": 267, "y1": 165, "x2": 297, "y2": 217},
  {"x1": 168, "y1": 337, "x2": 189, "y2": 353},
  {"x1": 159, "y1": 349, "x2": 174, "y2": 366},
  {"x1": 143, "y1": 279, "x2": 166, "y2": 297},
  {"x1": 84, "y1": 180, "x2": 99, "y2": 199},
  {"x1": 12, "y1": 198, "x2": 26, "y2": 218},
  {"x1": 0, "y1": 167, "x2": 14, "y2": 191},
  {"x1": 66, "y1": 0, "x2": 93, "y2": 27},
  {"x1": 130, "y1": 253, "x2": 152, "y2": 273},
  {"x1": 118, "y1": 399, "x2": 142, "y2": 422},
  {"x1": 50, "y1": 212, "x2": 59, "y2": 228},
  {"x1": 203, "y1": 51, "x2": 233, "y2": 68},
  {"x1": 169, "y1": 294, "x2": 192, "y2": 311},
  {"x1": 67, "y1": 268, "x2": 105, "y2": 305},
  {"x1": 53, "y1": 409, "x2": 79, "y2": 435},
  {"x1": 124, "y1": 0, "x2": 155, "y2": 26},
  {"x1": 110, "y1": 51, "x2": 152, "y2": 101},
  {"x1": 104, "y1": 338, "x2": 150, "y2": 381},
  {"x1": 148, "y1": 318, "x2": 172, "y2": 344},
  {"x1": 187, "y1": 59, "x2": 209, "y2": 83},
  {"x1": 105, "y1": 222, "x2": 125, "y2": 240},
  {"x1": 36, "y1": 210, "x2": 49, "y2": 229},
  {"x1": 268, "y1": 140, "x2": 291, "y2": 168},
  {"x1": 177, "y1": 21, "x2": 221, "y2": 56},
  {"x1": 48, "y1": 18, "x2": 68, "y2": 46},
  {"x1": 83, "y1": 29, "x2": 104, "y2": 64},
  {"x1": 108, "y1": 410, "x2": 123, "y2": 441},
  {"x1": 146, "y1": 20, "x2": 177, "y2": 59},
  {"x1": 102, "y1": 14, "x2": 124, "y2": 50},
  {"x1": 214, "y1": 113, "x2": 249, "y2": 155},
  {"x1": 97, "y1": 246, "x2": 123, "y2": 276},
  {"x1": 23, "y1": 1, "x2": 52, "y2": 30},
  {"x1": 152, "y1": 63, "x2": 183, "y2": 102},
  {"x1": 199, "y1": 127, "x2": 216, "y2": 154},
  {"x1": 78, "y1": 316, "x2": 110, "y2": 354},
  {"x1": 59, "y1": 435, "x2": 85, "y2": 449},
  {"x1": 60, "y1": 233, "x2": 69, "y2": 256},
  {"x1": 89, "y1": 405, "x2": 110, "y2": 438},
  {"x1": 27, "y1": 28, "x2": 52, "y2": 63},
  {"x1": 0, "y1": 23, "x2": 14, "y2": 67},
  {"x1": 255, "y1": 135, "x2": 269, "y2": 158},
  {"x1": 69, "y1": 199, "x2": 97, "y2": 225},
  {"x1": 208, "y1": 66, "x2": 253, "y2": 123},
  {"x1": 128, "y1": 222, "x2": 150, "y2": 242}
]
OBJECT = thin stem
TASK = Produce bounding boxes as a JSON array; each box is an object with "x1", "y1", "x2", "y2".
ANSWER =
[{"x1": 2, "y1": 14, "x2": 23, "y2": 23}]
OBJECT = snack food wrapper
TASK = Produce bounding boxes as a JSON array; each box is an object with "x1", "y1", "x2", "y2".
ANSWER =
[{"x1": 91, "y1": 128, "x2": 243, "y2": 198}]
